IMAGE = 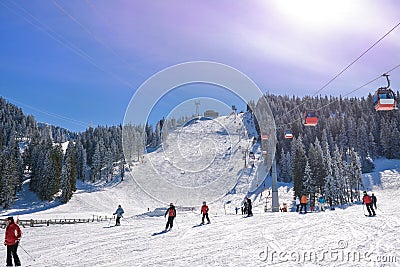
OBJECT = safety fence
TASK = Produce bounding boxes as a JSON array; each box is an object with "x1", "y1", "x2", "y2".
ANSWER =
[{"x1": 0, "y1": 215, "x2": 115, "y2": 228}]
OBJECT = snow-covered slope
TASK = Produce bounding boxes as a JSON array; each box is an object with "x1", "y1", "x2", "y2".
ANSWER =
[{"x1": 0, "y1": 159, "x2": 399, "y2": 267}]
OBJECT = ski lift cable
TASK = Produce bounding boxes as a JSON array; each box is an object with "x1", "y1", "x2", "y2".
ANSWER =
[
  {"x1": 278, "y1": 21, "x2": 400, "y2": 121},
  {"x1": 51, "y1": 0, "x2": 149, "y2": 80},
  {"x1": 275, "y1": 63, "x2": 400, "y2": 130},
  {"x1": 2, "y1": 0, "x2": 135, "y2": 89},
  {"x1": 2, "y1": 95, "x2": 91, "y2": 128}
]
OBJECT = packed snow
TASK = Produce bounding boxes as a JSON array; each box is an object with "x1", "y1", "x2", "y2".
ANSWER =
[{"x1": 1, "y1": 114, "x2": 399, "y2": 267}]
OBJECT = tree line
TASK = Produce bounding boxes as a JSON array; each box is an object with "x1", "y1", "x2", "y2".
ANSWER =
[
  {"x1": 1, "y1": 91, "x2": 400, "y2": 209},
  {"x1": 265, "y1": 93, "x2": 400, "y2": 204}
]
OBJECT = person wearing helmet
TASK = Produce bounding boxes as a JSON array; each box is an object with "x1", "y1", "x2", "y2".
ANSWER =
[
  {"x1": 4, "y1": 216, "x2": 22, "y2": 266},
  {"x1": 164, "y1": 203, "x2": 176, "y2": 231},
  {"x1": 201, "y1": 201, "x2": 211, "y2": 225},
  {"x1": 363, "y1": 191, "x2": 376, "y2": 217}
]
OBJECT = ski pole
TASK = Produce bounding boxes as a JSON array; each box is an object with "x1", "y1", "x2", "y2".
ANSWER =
[
  {"x1": 362, "y1": 204, "x2": 367, "y2": 216},
  {"x1": 122, "y1": 216, "x2": 130, "y2": 224},
  {"x1": 19, "y1": 243, "x2": 36, "y2": 262}
]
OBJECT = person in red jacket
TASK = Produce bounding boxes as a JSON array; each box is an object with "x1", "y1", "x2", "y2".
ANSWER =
[
  {"x1": 4, "y1": 216, "x2": 22, "y2": 266},
  {"x1": 363, "y1": 191, "x2": 376, "y2": 216},
  {"x1": 164, "y1": 203, "x2": 176, "y2": 231},
  {"x1": 201, "y1": 202, "x2": 211, "y2": 225}
]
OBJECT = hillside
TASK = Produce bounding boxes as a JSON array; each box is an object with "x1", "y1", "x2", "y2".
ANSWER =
[
  {"x1": 3, "y1": 112, "x2": 264, "y2": 217},
  {"x1": 0, "y1": 159, "x2": 399, "y2": 266}
]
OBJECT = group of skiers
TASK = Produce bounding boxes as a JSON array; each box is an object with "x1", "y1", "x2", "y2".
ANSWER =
[
  {"x1": 240, "y1": 197, "x2": 253, "y2": 216},
  {"x1": 163, "y1": 201, "x2": 211, "y2": 231},
  {"x1": 363, "y1": 191, "x2": 377, "y2": 216},
  {"x1": 109, "y1": 191, "x2": 380, "y2": 230},
  {"x1": 113, "y1": 201, "x2": 212, "y2": 232},
  {"x1": 293, "y1": 191, "x2": 378, "y2": 215}
]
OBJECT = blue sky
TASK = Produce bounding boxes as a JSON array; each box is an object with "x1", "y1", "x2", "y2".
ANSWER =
[{"x1": 1, "y1": 0, "x2": 399, "y2": 132}]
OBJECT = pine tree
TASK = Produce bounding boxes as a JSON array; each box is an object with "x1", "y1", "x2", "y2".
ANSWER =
[
  {"x1": 308, "y1": 138, "x2": 326, "y2": 193},
  {"x1": 60, "y1": 142, "x2": 77, "y2": 203},
  {"x1": 292, "y1": 136, "x2": 307, "y2": 197},
  {"x1": 91, "y1": 143, "x2": 101, "y2": 182}
]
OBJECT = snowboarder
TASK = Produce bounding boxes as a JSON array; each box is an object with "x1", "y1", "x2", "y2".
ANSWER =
[
  {"x1": 295, "y1": 196, "x2": 300, "y2": 212},
  {"x1": 201, "y1": 202, "x2": 211, "y2": 224},
  {"x1": 164, "y1": 203, "x2": 176, "y2": 231},
  {"x1": 246, "y1": 197, "x2": 253, "y2": 217},
  {"x1": 317, "y1": 195, "x2": 325, "y2": 212},
  {"x1": 362, "y1": 191, "x2": 376, "y2": 217},
  {"x1": 300, "y1": 194, "x2": 307, "y2": 213},
  {"x1": 4, "y1": 216, "x2": 22, "y2": 267},
  {"x1": 113, "y1": 205, "x2": 124, "y2": 226},
  {"x1": 371, "y1": 193, "x2": 377, "y2": 209}
]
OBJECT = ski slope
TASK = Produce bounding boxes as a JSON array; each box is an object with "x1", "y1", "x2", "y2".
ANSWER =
[{"x1": 1, "y1": 114, "x2": 399, "y2": 266}]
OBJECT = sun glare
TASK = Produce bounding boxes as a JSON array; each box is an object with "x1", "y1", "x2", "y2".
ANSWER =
[{"x1": 271, "y1": 0, "x2": 357, "y2": 29}]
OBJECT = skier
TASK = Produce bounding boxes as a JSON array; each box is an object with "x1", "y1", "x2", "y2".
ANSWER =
[
  {"x1": 300, "y1": 194, "x2": 307, "y2": 214},
  {"x1": 4, "y1": 216, "x2": 22, "y2": 267},
  {"x1": 200, "y1": 201, "x2": 211, "y2": 224},
  {"x1": 362, "y1": 191, "x2": 376, "y2": 217},
  {"x1": 164, "y1": 203, "x2": 176, "y2": 231},
  {"x1": 243, "y1": 200, "x2": 248, "y2": 215},
  {"x1": 295, "y1": 196, "x2": 300, "y2": 212},
  {"x1": 246, "y1": 197, "x2": 253, "y2": 217},
  {"x1": 113, "y1": 205, "x2": 124, "y2": 226},
  {"x1": 317, "y1": 195, "x2": 325, "y2": 212},
  {"x1": 371, "y1": 193, "x2": 377, "y2": 209}
]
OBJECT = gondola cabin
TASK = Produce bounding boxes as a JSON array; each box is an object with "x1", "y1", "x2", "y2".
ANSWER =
[
  {"x1": 373, "y1": 88, "x2": 396, "y2": 111},
  {"x1": 373, "y1": 74, "x2": 397, "y2": 111},
  {"x1": 304, "y1": 110, "x2": 318, "y2": 126},
  {"x1": 261, "y1": 134, "x2": 269, "y2": 140},
  {"x1": 284, "y1": 130, "x2": 293, "y2": 139}
]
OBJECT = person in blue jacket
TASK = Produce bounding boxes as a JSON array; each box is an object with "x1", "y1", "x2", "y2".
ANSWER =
[
  {"x1": 113, "y1": 205, "x2": 124, "y2": 226},
  {"x1": 317, "y1": 195, "x2": 325, "y2": 212}
]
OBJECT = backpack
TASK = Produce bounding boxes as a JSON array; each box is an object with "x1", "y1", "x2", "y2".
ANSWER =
[{"x1": 168, "y1": 207, "x2": 175, "y2": 217}]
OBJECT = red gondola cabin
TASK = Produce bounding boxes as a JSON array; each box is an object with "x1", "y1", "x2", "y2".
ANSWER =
[
  {"x1": 304, "y1": 110, "x2": 318, "y2": 126},
  {"x1": 373, "y1": 74, "x2": 397, "y2": 111},
  {"x1": 373, "y1": 88, "x2": 396, "y2": 111}
]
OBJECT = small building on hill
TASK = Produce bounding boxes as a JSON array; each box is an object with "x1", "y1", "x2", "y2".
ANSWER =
[{"x1": 204, "y1": 110, "x2": 219, "y2": 119}]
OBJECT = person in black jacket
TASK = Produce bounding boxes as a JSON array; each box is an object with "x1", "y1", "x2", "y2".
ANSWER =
[
  {"x1": 371, "y1": 193, "x2": 377, "y2": 209},
  {"x1": 246, "y1": 197, "x2": 253, "y2": 217},
  {"x1": 164, "y1": 203, "x2": 176, "y2": 231}
]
